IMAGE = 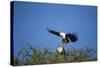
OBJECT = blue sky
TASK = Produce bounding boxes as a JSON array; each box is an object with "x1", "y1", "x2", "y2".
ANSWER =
[{"x1": 13, "y1": 1, "x2": 97, "y2": 55}]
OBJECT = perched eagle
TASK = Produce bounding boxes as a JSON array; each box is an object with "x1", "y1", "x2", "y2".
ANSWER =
[
  {"x1": 57, "y1": 47, "x2": 65, "y2": 55},
  {"x1": 47, "y1": 28, "x2": 78, "y2": 46}
]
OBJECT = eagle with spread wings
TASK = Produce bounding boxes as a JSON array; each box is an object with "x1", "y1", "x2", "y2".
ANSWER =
[{"x1": 47, "y1": 28, "x2": 78, "y2": 46}]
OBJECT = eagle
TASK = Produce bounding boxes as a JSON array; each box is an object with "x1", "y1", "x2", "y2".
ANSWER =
[
  {"x1": 47, "y1": 28, "x2": 78, "y2": 46},
  {"x1": 57, "y1": 47, "x2": 65, "y2": 55}
]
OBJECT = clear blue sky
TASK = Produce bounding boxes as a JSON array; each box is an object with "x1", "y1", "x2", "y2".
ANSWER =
[{"x1": 13, "y1": 1, "x2": 97, "y2": 55}]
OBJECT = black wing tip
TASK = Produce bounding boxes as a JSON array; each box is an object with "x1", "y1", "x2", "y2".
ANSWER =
[
  {"x1": 46, "y1": 27, "x2": 53, "y2": 33},
  {"x1": 66, "y1": 32, "x2": 78, "y2": 42},
  {"x1": 47, "y1": 27, "x2": 51, "y2": 32},
  {"x1": 72, "y1": 33, "x2": 78, "y2": 42},
  {"x1": 72, "y1": 32, "x2": 78, "y2": 40}
]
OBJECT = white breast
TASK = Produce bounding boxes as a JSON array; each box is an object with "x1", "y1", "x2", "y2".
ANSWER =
[{"x1": 60, "y1": 32, "x2": 66, "y2": 39}]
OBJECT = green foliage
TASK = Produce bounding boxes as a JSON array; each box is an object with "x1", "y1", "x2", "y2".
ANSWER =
[{"x1": 13, "y1": 45, "x2": 97, "y2": 66}]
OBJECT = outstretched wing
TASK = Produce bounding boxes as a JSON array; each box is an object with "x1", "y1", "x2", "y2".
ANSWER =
[
  {"x1": 66, "y1": 33, "x2": 78, "y2": 42},
  {"x1": 47, "y1": 28, "x2": 60, "y2": 36}
]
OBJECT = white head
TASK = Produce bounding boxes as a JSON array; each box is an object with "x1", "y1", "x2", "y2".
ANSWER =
[
  {"x1": 60, "y1": 32, "x2": 66, "y2": 39},
  {"x1": 57, "y1": 47, "x2": 63, "y2": 53}
]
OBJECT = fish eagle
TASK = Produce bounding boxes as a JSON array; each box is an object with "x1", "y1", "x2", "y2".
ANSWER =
[
  {"x1": 57, "y1": 47, "x2": 65, "y2": 55},
  {"x1": 47, "y1": 28, "x2": 78, "y2": 46}
]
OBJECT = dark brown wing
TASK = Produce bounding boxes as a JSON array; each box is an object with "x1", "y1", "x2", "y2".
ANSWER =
[
  {"x1": 66, "y1": 33, "x2": 78, "y2": 42},
  {"x1": 47, "y1": 28, "x2": 60, "y2": 36}
]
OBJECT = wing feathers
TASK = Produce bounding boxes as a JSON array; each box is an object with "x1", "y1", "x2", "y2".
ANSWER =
[
  {"x1": 66, "y1": 33, "x2": 78, "y2": 42},
  {"x1": 47, "y1": 28, "x2": 78, "y2": 43},
  {"x1": 47, "y1": 28, "x2": 60, "y2": 36}
]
